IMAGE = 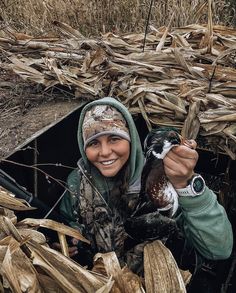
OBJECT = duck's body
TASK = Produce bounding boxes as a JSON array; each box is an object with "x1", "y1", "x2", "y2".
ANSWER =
[{"x1": 141, "y1": 128, "x2": 182, "y2": 217}]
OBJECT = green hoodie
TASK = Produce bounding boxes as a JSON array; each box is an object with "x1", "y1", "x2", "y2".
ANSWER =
[
  {"x1": 60, "y1": 97, "x2": 233, "y2": 261},
  {"x1": 77, "y1": 96, "x2": 144, "y2": 195},
  {"x1": 60, "y1": 97, "x2": 144, "y2": 227}
]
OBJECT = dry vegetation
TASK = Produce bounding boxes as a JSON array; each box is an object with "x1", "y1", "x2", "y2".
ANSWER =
[
  {"x1": 2, "y1": 18, "x2": 236, "y2": 160},
  {"x1": 0, "y1": 188, "x2": 191, "y2": 292},
  {"x1": 1, "y1": 0, "x2": 236, "y2": 160},
  {"x1": 0, "y1": 2, "x2": 236, "y2": 291},
  {"x1": 0, "y1": 0, "x2": 235, "y2": 36}
]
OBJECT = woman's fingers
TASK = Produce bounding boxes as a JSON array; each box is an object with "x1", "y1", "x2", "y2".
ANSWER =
[
  {"x1": 51, "y1": 241, "x2": 78, "y2": 257},
  {"x1": 71, "y1": 237, "x2": 79, "y2": 246},
  {"x1": 51, "y1": 242, "x2": 61, "y2": 250},
  {"x1": 165, "y1": 145, "x2": 198, "y2": 168},
  {"x1": 183, "y1": 139, "x2": 197, "y2": 150},
  {"x1": 68, "y1": 246, "x2": 78, "y2": 257},
  {"x1": 163, "y1": 144, "x2": 198, "y2": 189}
]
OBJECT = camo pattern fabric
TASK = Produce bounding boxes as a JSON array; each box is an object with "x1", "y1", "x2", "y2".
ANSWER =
[
  {"x1": 82, "y1": 104, "x2": 130, "y2": 149},
  {"x1": 79, "y1": 172, "x2": 129, "y2": 259},
  {"x1": 77, "y1": 167, "x2": 180, "y2": 274}
]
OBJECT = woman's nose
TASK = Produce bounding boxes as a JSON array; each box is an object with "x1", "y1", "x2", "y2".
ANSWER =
[{"x1": 99, "y1": 142, "x2": 112, "y2": 156}]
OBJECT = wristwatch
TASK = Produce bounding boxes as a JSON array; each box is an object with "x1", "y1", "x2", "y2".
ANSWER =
[{"x1": 176, "y1": 174, "x2": 206, "y2": 197}]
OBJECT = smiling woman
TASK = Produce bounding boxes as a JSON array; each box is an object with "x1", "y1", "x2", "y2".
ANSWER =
[{"x1": 59, "y1": 97, "x2": 233, "y2": 291}]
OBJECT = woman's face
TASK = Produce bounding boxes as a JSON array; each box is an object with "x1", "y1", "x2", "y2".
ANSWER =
[{"x1": 85, "y1": 134, "x2": 130, "y2": 177}]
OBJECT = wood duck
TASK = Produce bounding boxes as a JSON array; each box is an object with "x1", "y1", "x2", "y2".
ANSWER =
[
  {"x1": 124, "y1": 128, "x2": 189, "y2": 241},
  {"x1": 140, "y1": 127, "x2": 182, "y2": 218}
]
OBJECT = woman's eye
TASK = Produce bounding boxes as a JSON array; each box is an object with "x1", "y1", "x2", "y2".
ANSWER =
[
  {"x1": 110, "y1": 136, "x2": 121, "y2": 142},
  {"x1": 87, "y1": 140, "x2": 98, "y2": 147}
]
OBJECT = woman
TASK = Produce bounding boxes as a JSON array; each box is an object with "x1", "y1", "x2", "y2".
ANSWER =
[{"x1": 60, "y1": 97, "x2": 233, "y2": 274}]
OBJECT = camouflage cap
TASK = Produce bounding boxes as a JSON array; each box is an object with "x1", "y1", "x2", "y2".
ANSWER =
[{"x1": 82, "y1": 104, "x2": 130, "y2": 149}]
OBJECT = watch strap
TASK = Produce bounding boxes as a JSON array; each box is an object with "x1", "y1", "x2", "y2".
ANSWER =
[{"x1": 176, "y1": 185, "x2": 196, "y2": 197}]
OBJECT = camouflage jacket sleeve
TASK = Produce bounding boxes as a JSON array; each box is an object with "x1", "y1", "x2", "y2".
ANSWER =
[
  {"x1": 60, "y1": 169, "x2": 81, "y2": 230},
  {"x1": 177, "y1": 187, "x2": 233, "y2": 260}
]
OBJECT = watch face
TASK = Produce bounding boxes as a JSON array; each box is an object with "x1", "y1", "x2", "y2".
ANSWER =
[{"x1": 192, "y1": 176, "x2": 205, "y2": 194}]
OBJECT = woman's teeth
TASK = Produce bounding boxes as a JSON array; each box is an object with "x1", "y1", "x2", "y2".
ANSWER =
[{"x1": 101, "y1": 160, "x2": 115, "y2": 165}]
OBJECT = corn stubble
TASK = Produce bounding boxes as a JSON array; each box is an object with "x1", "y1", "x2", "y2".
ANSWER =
[
  {"x1": 1, "y1": 1, "x2": 236, "y2": 158},
  {"x1": 0, "y1": 187, "x2": 190, "y2": 292},
  {"x1": 0, "y1": 1, "x2": 235, "y2": 292},
  {"x1": 0, "y1": 0, "x2": 235, "y2": 36}
]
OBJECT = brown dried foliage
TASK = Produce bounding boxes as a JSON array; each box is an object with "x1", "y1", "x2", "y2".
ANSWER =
[{"x1": 0, "y1": 0, "x2": 235, "y2": 36}]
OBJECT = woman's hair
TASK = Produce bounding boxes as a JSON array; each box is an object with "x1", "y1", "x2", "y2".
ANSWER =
[
  {"x1": 108, "y1": 161, "x2": 131, "y2": 215},
  {"x1": 117, "y1": 161, "x2": 130, "y2": 195}
]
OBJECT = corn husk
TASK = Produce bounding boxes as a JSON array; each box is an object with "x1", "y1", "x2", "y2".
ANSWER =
[
  {"x1": 0, "y1": 203, "x2": 191, "y2": 293},
  {"x1": 144, "y1": 240, "x2": 190, "y2": 293},
  {"x1": 94, "y1": 252, "x2": 145, "y2": 292},
  {"x1": 0, "y1": 187, "x2": 36, "y2": 211},
  {"x1": 1, "y1": 18, "x2": 236, "y2": 158}
]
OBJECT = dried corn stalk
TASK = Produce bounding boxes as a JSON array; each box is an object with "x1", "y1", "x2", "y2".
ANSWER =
[
  {"x1": 0, "y1": 188, "x2": 148, "y2": 292},
  {"x1": 0, "y1": 186, "x2": 35, "y2": 211},
  {"x1": 0, "y1": 208, "x2": 113, "y2": 293},
  {"x1": 94, "y1": 252, "x2": 145, "y2": 292},
  {"x1": 0, "y1": 179, "x2": 196, "y2": 292},
  {"x1": 0, "y1": 190, "x2": 110, "y2": 292},
  {"x1": 1, "y1": 18, "x2": 236, "y2": 158},
  {"x1": 144, "y1": 240, "x2": 191, "y2": 293}
]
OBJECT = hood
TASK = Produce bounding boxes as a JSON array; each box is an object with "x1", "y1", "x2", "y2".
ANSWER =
[{"x1": 77, "y1": 97, "x2": 144, "y2": 186}]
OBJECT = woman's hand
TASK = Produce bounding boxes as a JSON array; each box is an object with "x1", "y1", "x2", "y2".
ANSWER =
[
  {"x1": 163, "y1": 140, "x2": 198, "y2": 189},
  {"x1": 51, "y1": 238, "x2": 79, "y2": 257}
]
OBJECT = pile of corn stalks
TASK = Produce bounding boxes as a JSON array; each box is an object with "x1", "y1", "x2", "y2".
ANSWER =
[
  {"x1": 0, "y1": 187, "x2": 191, "y2": 293},
  {"x1": 1, "y1": 2, "x2": 236, "y2": 158}
]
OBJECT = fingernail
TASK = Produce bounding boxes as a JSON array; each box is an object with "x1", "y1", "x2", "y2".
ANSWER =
[{"x1": 72, "y1": 238, "x2": 79, "y2": 245}]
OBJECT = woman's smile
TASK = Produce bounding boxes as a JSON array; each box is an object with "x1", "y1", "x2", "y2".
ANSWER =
[{"x1": 100, "y1": 159, "x2": 117, "y2": 165}]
